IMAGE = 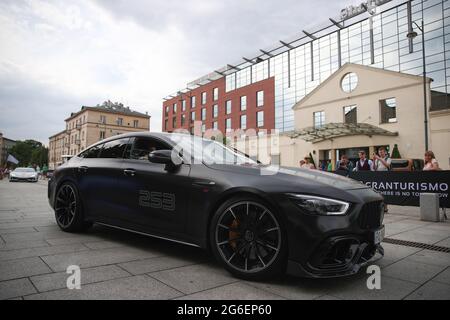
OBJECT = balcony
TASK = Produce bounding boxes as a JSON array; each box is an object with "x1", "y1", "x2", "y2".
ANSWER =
[
  {"x1": 75, "y1": 139, "x2": 81, "y2": 146},
  {"x1": 76, "y1": 124, "x2": 82, "y2": 130}
]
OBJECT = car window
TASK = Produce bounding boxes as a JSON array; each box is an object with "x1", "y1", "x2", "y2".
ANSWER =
[
  {"x1": 98, "y1": 138, "x2": 130, "y2": 159},
  {"x1": 129, "y1": 137, "x2": 170, "y2": 161},
  {"x1": 80, "y1": 144, "x2": 103, "y2": 159}
]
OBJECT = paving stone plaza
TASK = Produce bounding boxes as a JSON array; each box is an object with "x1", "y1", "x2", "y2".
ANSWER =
[{"x1": 0, "y1": 180, "x2": 449, "y2": 300}]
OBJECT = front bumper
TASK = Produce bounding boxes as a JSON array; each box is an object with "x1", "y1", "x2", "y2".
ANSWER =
[
  {"x1": 10, "y1": 176, "x2": 38, "y2": 182},
  {"x1": 286, "y1": 237, "x2": 384, "y2": 278},
  {"x1": 275, "y1": 189, "x2": 385, "y2": 278}
]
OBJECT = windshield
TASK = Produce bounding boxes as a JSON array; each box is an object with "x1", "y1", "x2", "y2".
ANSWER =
[
  {"x1": 168, "y1": 134, "x2": 257, "y2": 166},
  {"x1": 14, "y1": 168, "x2": 35, "y2": 173}
]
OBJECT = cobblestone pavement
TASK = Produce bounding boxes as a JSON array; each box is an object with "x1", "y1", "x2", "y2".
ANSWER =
[{"x1": 1, "y1": 179, "x2": 449, "y2": 300}]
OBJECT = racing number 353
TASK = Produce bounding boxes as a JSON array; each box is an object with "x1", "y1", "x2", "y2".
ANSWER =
[{"x1": 139, "y1": 191, "x2": 176, "y2": 211}]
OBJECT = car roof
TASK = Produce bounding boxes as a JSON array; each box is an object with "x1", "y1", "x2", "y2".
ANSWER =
[{"x1": 87, "y1": 132, "x2": 180, "y2": 149}]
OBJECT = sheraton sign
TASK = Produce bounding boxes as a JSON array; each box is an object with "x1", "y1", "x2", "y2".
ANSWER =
[
  {"x1": 349, "y1": 171, "x2": 450, "y2": 208},
  {"x1": 340, "y1": 0, "x2": 392, "y2": 21}
]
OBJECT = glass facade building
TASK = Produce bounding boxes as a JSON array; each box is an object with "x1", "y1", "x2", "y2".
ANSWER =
[{"x1": 219, "y1": 0, "x2": 450, "y2": 132}]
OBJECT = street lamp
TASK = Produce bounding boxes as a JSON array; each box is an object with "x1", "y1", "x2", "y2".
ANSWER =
[{"x1": 407, "y1": 20, "x2": 429, "y2": 151}]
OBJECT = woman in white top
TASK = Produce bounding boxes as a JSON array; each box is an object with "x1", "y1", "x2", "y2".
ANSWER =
[
  {"x1": 423, "y1": 151, "x2": 441, "y2": 171},
  {"x1": 301, "y1": 157, "x2": 316, "y2": 170}
]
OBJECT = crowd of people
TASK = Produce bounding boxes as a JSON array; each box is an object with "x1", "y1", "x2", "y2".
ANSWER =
[{"x1": 300, "y1": 148, "x2": 442, "y2": 175}]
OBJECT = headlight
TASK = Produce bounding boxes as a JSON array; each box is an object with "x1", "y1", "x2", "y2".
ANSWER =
[{"x1": 288, "y1": 194, "x2": 350, "y2": 216}]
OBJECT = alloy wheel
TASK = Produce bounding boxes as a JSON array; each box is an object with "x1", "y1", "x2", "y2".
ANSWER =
[
  {"x1": 55, "y1": 184, "x2": 77, "y2": 228},
  {"x1": 215, "y1": 201, "x2": 282, "y2": 274}
]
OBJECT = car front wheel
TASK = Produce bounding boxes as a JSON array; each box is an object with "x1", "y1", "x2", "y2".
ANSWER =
[
  {"x1": 54, "y1": 182, "x2": 92, "y2": 232},
  {"x1": 210, "y1": 196, "x2": 287, "y2": 280}
]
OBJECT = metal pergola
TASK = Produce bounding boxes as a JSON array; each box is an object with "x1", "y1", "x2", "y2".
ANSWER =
[{"x1": 288, "y1": 123, "x2": 399, "y2": 143}]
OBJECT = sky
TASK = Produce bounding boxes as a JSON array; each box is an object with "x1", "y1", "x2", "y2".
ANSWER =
[{"x1": 0, "y1": 0, "x2": 356, "y2": 144}]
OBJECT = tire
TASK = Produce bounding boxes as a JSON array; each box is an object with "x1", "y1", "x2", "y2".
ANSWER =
[
  {"x1": 209, "y1": 195, "x2": 288, "y2": 280},
  {"x1": 54, "y1": 182, "x2": 92, "y2": 232}
]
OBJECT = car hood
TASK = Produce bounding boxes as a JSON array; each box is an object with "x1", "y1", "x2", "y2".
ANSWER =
[{"x1": 207, "y1": 163, "x2": 368, "y2": 191}]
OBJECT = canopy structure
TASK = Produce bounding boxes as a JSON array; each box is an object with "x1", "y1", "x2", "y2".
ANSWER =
[{"x1": 288, "y1": 123, "x2": 398, "y2": 143}]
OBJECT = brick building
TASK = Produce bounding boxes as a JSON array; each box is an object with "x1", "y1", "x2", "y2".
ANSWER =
[{"x1": 162, "y1": 77, "x2": 275, "y2": 135}]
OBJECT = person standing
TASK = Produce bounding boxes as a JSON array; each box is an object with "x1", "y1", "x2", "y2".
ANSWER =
[
  {"x1": 354, "y1": 151, "x2": 373, "y2": 171},
  {"x1": 42, "y1": 164, "x2": 48, "y2": 180},
  {"x1": 335, "y1": 156, "x2": 350, "y2": 176},
  {"x1": 423, "y1": 151, "x2": 441, "y2": 171},
  {"x1": 301, "y1": 156, "x2": 315, "y2": 170},
  {"x1": 373, "y1": 147, "x2": 391, "y2": 171},
  {"x1": 299, "y1": 160, "x2": 306, "y2": 168},
  {"x1": 337, "y1": 155, "x2": 354, "y2": 172},
  {"x1": 373, "y1": 147, "x2": 391, "y2": 214}
]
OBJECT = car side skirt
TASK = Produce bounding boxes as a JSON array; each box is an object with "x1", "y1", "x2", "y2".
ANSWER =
[{"x1": 95, "y1": 222, "x2": 202, "y2": 248}]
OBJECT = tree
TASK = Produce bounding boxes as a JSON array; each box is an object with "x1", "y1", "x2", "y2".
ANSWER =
[
  {"x1": 8, "y1": 140, "x2": 48, "y2": 167},
  {"x1": 391, "y1": 144, "x2": 402, "y2": 159}
]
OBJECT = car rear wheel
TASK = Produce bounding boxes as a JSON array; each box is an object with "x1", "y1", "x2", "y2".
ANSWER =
[
  {"x1": 54, "y1": 182, "x2": 92, "y2": 232},
  {"x1": 210, "y1": 196, "x2": 287, "y2": 280}
]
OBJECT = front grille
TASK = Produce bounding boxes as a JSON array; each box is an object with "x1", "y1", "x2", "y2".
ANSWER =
[{"x1": 359, "y1": 201, "x2": 383, "y2": 229}]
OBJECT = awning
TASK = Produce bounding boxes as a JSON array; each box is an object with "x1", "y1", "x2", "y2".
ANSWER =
[{"x1": 288, "y1": 123, "x2": 398, "y2": 143}]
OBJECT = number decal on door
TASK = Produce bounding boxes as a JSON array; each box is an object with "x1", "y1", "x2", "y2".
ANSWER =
[{"x1": 139, "y1": 190, "x2": 175, "y2": 211}]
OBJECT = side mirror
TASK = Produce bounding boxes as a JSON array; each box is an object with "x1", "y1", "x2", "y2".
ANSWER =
[{"x1": 148, "y1": 150, "x2": 173, "y2": 164}]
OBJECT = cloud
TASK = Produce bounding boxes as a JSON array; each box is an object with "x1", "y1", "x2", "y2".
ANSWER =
[{"x1": 0, "y1": 0, "x2": 352, "y2": 144}]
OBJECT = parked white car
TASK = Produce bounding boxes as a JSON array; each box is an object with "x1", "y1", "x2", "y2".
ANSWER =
[{"x1": 9, "y1": 167, "x2": 39, "y2": 182}]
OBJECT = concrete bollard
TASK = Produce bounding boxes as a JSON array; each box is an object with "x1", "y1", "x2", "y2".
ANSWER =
[{"x1": 420, "y1": 193, "x2": 440, "y2": 222}]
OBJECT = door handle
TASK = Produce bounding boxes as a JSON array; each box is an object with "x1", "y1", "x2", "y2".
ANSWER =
[
  {"x1": 123, "y1": 169, "x2": 136, "y2": 177},
  {"x1": 78, "y1": 166, "x2": 89, "y2": 173},
  {"x1": 192, "y1": 180, "x2": 216, "y2": 187}
]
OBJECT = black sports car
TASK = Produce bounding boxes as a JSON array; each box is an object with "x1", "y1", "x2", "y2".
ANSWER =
[{"x1": 48, "y1": 132, "x2": 385, "y2": 279}]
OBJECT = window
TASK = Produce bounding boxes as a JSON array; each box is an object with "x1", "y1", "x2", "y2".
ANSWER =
[
  {"x1": 213, "y1": 105, "x2": 218, "y2": 118},
  {"x1": 240, "y1": 96, "x2": 247, "y2": 111},
  {"x1": 240, "y1": 115, "x2": 247, "y2": 129},
  {"x1": 133, "y1": 120, "x2": 139, "y2": 128},
  {"x1": 213, "y1": 88, "x2": 219, "y2": 101},
  {"x1": 164, "y1": 106, "x2": 169, "y2": 117},
  {"x1": 182, "y1": 100, "x2": 186, "y2": 111},
  {"x1": 212, "y1": 121, "x2": 218, "y2": 130},
  {"x1": 173, "y1": 103, "x2": 177, "y2": 113},
  {"x1": 130, "y1": 137, "x2": 169, "y2": 161},
  {"x1": 380, "y1": 98, "x2": 397, "y2": 123},
  {"x1": 257, "y1": 111, "x2": 264, "y2": 127},
  {"x1": 100, "y1": 131, "x2": 106, "y2": 140},
  {"x1": 80, "y1": 144, "x2": 102, "y2": 159},
  {"x1": 314, "y1": 111, "x2": 325, "y2": 128},
  {"x1": 98, "y1": 138, "x2": 130, "y2": 159},
  {"x1": 201, "y1": 92, "x2": 207, "y2": 105},
  {"x1": 191, "y1": 96, "x2": 196, "y2": 109},
  {"x1": 191, "y1": 111, "x2": 196, "y2": 122},
  {"x1": 164, "y1": 119, "x2": 168, "y2": 131},
  {"x1": 344, "y1": 105, "x2": 357, "y2": 124},
  {"x1": 117, "y1": 118, "x2": 123, "y2": 126},
  {"x1": 257, "y1": 91, "x2": 264, "y2": 107},
  {"x1": 201, "y1": 124, "x2": 206, "y2": 133},
  {"x1": 172, "y1": 116, "x2": 177, "y2": 128},
  {"x1": 226, "y1": 100, "x2": 232, "y2": 115},
  {"x1": 100, "y1": 115, "x2": 106, "y2": 124},
  {"x1": 341, "y1": 73, "x2": 358, "y2": 93},
  {"x1": 201, "y1": 108, "x2": 206, "y2": 121},
  {"x1": 181, "y1": 114, "x2": 186, "y2": 126},
  {"x1": 225, "y1": 118, "x2": 232, "y2": 131}
]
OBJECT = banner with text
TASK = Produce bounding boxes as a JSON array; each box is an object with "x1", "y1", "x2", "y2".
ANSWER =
[{"x1": 349, "y1": 171, "x2": 450, "y2": 208}]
